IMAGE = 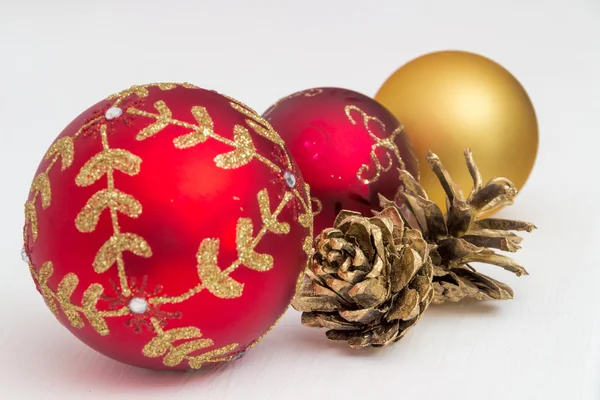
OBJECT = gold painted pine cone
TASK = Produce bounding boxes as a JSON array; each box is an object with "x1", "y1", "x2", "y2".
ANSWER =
[
  {"x1": 292, "y1": 207, "x2": 434, "y2": 348},
  {"x1": 293, "y1": 149, "x2": 535, "y2": 348},
  {"x1": 383, "y1": 149, "x2": 536, "y2": 304}
]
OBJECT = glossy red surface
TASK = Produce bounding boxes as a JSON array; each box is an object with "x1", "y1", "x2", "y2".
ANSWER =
[
  {"x1": 263, "y1": 88, "x2": 419, "y2": 234},
  {"x1": 24, "y1": 84, "x2": 311, "y2": 369}
]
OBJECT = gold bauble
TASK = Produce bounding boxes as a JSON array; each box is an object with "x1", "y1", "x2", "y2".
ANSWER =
[{"x1": 375, "y1": 50, "x2": 538, "y2": 214}]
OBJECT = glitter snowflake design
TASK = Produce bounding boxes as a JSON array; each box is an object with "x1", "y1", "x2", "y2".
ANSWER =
[{"x1": 103, "y1": 276, "x2": 181, "y2": 333}]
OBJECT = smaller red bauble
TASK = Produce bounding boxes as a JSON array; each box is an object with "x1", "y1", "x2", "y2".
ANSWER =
[
  {"x1": 263, "y1": 88, "x2": 419, "y2": 234},
  {"x1": 24, "y1": 83, "x2": 313, "y2": 370}
]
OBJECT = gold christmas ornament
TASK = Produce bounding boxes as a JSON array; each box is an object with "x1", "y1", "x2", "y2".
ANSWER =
[
  {"x1": 293, "y1": 149, "x2": 535, "y2": 348},
  {"x1": 375, "y1": 50, "x2": 538, "y2": 214}
]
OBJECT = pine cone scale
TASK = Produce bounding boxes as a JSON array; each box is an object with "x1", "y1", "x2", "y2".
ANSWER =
[
  {"x1": 462, "y1": 231, "x2": 522, "y2": 252},
  {"x1": 339, "y1": 308, "x2": 385, "y2": 324},
  {"x1": 347, "y1": 277, "x2": 388, "y2": 308},
  {"x1": 322, "y1": 276, "x2": 353, "y2": 300},
  {"x1": 370, "y1": 323, "x2": 400, "y2": 346},
  {"x1": 387, "y1": 288, "x2": 419, "y2": 321},
  {"x1": 301, "y1": 312, "x2": 359, "y2": 331},
  {"x1": 473, "y1": 218, "x2": 536, "y2": 232}
]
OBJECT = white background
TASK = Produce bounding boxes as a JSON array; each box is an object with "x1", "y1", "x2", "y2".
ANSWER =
[{"x1": 1, "y1": 0, "x2": 599, "y2": 399}]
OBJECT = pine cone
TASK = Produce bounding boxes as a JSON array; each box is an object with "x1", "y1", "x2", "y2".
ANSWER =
[
  {"x1": 293, "y1": 149, "x2": 535, "y2": 348},
  {"x1": 292, "y1": 207, "x2": 434, "y2": 348},
  {"x1": 381, "y1": 149, "x2": 536, "y2": 304}
]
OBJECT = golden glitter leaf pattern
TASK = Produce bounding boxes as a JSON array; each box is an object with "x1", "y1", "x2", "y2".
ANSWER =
[
  {"x1": 35, "y1": 262, "x2": 59, "y2": 315},
  {"x1": 187, "y1": 344, "x2": 239, "y2": 369},
  {"x1": 57, "y1": 273, "x2": 85, "y2": 328},
  {"x1": 345, "y1": 105, "x2": 406, "y2": 184},
  {"x1": 25, "y1": 86, "x2": 179, "y2": 339},
  {"x1": 129, "y1": 98, "x2": 285, "y2": 173},
  {"x1": 29, "y1": 262, "x2": 123, "y2": 336},
  {"x1": 303, "y1": 236, "x2": 313, "y2": 255},
  {"x1": 229, "y1": 100, "x2": 286, "y2": 148},
  {"x1": 196, "y1": 239, "x2": 244, "y2": 299},
  {"x1": 75, "y1": 189, "x2": 142, "y2": 232},
  {"x1": 258, "y1": 189, "x2": 291, "y2": 234},
  {"x1": 295, "y1": 184, "x2": 316, "y2": 255},
  {"x1": 298, "y1": 211, "x2": 312, "y2": 229},
  {"x1": 93, "y1": 233, "x2": 151, "y2": 273},
  {"x1": 76, "y1": 149, "x2": 142, "y2": 187},
  {"x1": 45, "y1": 137, "x2": 74, "y2": 170},
  {"x1": 24, "y1": 172, "x2": 51, "y2": 243},
  {"x1": 76, "y1": 126, "x2": 151, "y2": 296},
  {"x1": 24, "y1": 132, "x2": 78, "y2": 243},
  {"x1": 236, "y1": 218, "x2": 274, "y2": 272},
  {"x1": 24, "y1": 201, "x2": 38, "y2": 241},
  {"x1": 163, "y1": 339, "x2": 215, "y2": 367},
  {"x1": 142, "y1": 321, "x2": 239, "y2": 369},
  {"x1": 133, "y1": 101, "x2": 172, "y2": 140},
  {"x1": 214, "y1": 125, "x2": 257, "y2": 169},
  {"x1": 224, "y1": 95, "x2": 294, "y2": 171},
  {"x1": 25, "y1": 114, "x2": 136, "y2": 336},
  {"x1": 173, "y1": 106, "x2": 213, "y2": 149},
  {"x1": 82, "y1": 284, "x2": 110, "y2": 335},
  {"x1": 150, "y1": 187, "x2": 297, "y2": 306},
  {"x1": 30, "y1": 173, "x2": 51, "y2": 209}
]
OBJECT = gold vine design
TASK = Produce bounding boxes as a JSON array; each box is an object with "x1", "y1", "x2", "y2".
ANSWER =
[
  {"x1": 25, "y1": 83, "x2": 188, "y2": 336},
  {"x1": 23, "y1": 82, "x2": 184, "y2": 244},
  {"x1": 127, "y1": 96, "x2": 291, "y2": 172},
  {"x1": 126, "y1": 94, "x2": 314, "y2": 252},
  {"x1": 74, "y1": 124, "x2": 152, "y2": 297},
  {"x1": 345, "y1": 105, "x2": 406, "y2": 184},
  {"x1": 26, "y1": 83, "x2": 315, "y2": 369},
  {"x1": 152, "y1": 190, "x2": 294, "y2": 304},
  {"x1": 143, "y1": 319, "x2": 238, "y2": 368},
  {"x1": 29, "y1": 261, "x2": 129, "y2": 335},
  {"x1": 25, "y1": 128, "x2": 84, "y2": 242}
]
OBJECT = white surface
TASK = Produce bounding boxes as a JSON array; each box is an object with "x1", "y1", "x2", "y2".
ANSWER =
[{"x1": 1, "y1": 1, "x2": 599, "y2": 399}]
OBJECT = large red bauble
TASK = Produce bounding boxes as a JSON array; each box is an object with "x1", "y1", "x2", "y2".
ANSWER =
[
  {"x1": 23, "y1": 83, "x2": 314, "y2": 370},
  {"x1": 263, "y1": 88, "x2": 419, "y2": 234}
]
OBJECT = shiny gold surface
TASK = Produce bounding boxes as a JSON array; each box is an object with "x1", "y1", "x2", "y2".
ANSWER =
[{"x1": 375, "y1": 50, "x2": 538, "y2": 213}]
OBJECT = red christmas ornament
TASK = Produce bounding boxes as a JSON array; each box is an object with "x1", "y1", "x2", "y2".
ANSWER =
[
  {"x1": 263, "y1": 88, "x2": 419, "y2": 234},
  {"x1": 23, "y1": 83, "x2": 314, "y2": 370}
]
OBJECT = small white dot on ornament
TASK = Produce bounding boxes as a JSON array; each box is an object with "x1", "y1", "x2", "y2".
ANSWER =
[
  {"x1": 105, "y1": 106, "x2": 123, "y2": 120},
  {"x1": 21, "y1": 247, "x2": 30, "y2": 265},
  {"x1": 284, "y1": 171, "x2": 296, "y2": 188},
  {"x1": 128, "y1": 297, "x2": 148, "y2": 314}
]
